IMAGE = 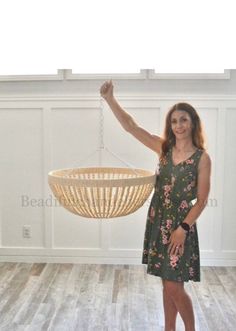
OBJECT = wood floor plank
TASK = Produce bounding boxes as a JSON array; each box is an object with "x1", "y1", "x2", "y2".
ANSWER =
[
  {"x1": 29, "y1": 263, "x2": 73, "y2": 330},
  {"x1": 186, "y1": 282, "x2": 210, "y2": 331},
  {"x1": 0, "y1": 263, "x2": 18, "y2": 298},
  {"x1": 213, "y1": 266, "x2": 236, "y2": 312},
  {"x1": 29, "y1": 263, "x2": 46, "y2": 277},
  {"x1": 227, "y1": 266, "x2": 236, "y2": 281},
  {"x1": 0, "y1": 263, "x2": 33, "y2": 328},
  {"x1": 12, "y1": 263, "x2": 60, "y2": 327},
  {"x1": 192, "y1": 267, "x2": 229, "y2": 331},
  {"x1": 47, "y1": 264, "x2": 86, "y2": 330},
  {"x1": 145, "y1": 273, "x2": 164, "y2": 330},
  {"x1": 208, "y1": 284, "x2": 236, "y2": 331},
  {"x1": 73, "y1": 264, "x2": 101, "y2": 330},
  {"x1": 114, "y1": 266, "x2": 129, "y2": 330},
  {"x1": 202, "y1": 266, "x2": 221, "y2": 285},
  {"x1": 0, "y1": 263, "x2": 31, "y2": 314}
]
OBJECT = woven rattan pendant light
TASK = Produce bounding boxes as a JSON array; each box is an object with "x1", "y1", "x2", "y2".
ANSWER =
[{"x1": 48, "y1": 99, "x2": 156, "y2": 218}]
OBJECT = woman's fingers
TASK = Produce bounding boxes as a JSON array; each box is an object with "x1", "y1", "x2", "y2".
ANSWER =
[
  {"x1": 168, "y1": 241, "x2": 184, "y2": 256},
  {"x1": 100, "y1": 80, "x2": 113, "y2": 97},
  {"x1": 168, "y1": 241, "x2": 176, "y2": 255},
  {"x1": 179, "y1": 245, "x2": 184, "y2": 256}
]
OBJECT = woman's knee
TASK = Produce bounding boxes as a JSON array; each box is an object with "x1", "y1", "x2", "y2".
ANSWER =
[{"x1": 162, "y1": 279, "x2": 184, "y2": 298}]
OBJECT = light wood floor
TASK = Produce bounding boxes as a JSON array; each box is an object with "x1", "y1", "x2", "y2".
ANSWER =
[{"x1": 0, "y1": 263, "x2": 235, "y2": 331}]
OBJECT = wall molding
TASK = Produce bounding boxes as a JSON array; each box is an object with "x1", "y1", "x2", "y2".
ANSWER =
[
  {"x1": 0, "y1": 69, "x2": 65, "y2": 82},
  {"x1": 0, "y1": 69, "x2": 231, "y2": 82},
  {"x1": 1, "y1": 95, "x2": 236, "y2": 102}
]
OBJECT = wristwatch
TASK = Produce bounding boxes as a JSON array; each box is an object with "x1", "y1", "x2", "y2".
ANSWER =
[{"x1": 180, "y1": 222, "x2": 190, "y2": 233}]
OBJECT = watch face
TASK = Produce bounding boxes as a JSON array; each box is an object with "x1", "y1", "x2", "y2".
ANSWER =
[{"x1": 181, "y1": 223, "x2": 190, "y2": 231}]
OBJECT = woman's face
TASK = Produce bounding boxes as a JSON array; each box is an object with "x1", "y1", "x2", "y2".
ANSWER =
[{"x1": 170, "y1": 110, "x2": 193, "y2": 140}]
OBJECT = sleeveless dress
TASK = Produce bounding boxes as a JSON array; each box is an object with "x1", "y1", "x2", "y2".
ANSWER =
[{"x1": 142, "y1": 146, "x2": 204, "y2": 282}]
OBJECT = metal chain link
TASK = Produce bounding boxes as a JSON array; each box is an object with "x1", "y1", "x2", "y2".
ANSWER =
[
  {"x1": 99, "y1": 97, "x2": 139, "y2": 175},
  {"x1": 99, "y1": 98, "x2": 105, "y2": 149},
  {"x1": 68, "y1": 97, "x2": 139, "y2": 175}
]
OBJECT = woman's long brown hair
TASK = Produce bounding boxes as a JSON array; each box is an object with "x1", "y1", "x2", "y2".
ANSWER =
[{"x1": 160, "y1": 102, "x2": 205, "y2": 162}]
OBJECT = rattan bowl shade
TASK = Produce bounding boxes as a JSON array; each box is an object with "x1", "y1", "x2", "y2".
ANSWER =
[{"x1": 48, "y1": 167, "x2": 156, "y2": 218}]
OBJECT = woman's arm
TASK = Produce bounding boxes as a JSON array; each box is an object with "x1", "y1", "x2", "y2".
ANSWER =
[
  {"x1": 100, "y1": 80, "x2": 163, "y2": 155},
  {"x1": 181, "y1": 151, "x2": 211, "y2": 227},
  {"x1": 168, "y1": 151, "x2": 211, "y2": 256}
]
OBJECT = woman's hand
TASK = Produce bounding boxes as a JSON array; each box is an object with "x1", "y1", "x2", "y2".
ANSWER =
[
  {"x1": 167, "y1": 226, "x2": 187, "y2": 256},
  {"x1": 100, "y1": 80, "x2": 113, "y2": 100}
]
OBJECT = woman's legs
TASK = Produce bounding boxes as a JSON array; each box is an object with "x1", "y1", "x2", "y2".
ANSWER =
[{"x1": 162, "y1": 279, "x2": 195, "y2": 331}]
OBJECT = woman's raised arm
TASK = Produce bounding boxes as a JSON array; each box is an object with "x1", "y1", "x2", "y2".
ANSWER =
[{"x1": 100, "y1": 80, "x2": 163, "y2": 155}]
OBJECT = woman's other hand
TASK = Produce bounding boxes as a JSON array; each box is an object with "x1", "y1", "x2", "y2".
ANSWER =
[{"x1": 167, "y1": 227, "x2": 187, "y2": 256}]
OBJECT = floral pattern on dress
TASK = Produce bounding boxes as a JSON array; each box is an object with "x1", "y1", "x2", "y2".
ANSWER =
[{"x1": 142, "y1": 147, "x2": 204, "y2": 282}]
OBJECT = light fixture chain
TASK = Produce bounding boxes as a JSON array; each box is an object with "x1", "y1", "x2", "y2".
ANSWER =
[{"x1": 99, "y1": 98, "x2": 105, "y2": 149}]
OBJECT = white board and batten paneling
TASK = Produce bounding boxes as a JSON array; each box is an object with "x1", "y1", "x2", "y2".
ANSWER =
[{"x1": 0, "y1": 69, "x2": 235, "y2": 266}]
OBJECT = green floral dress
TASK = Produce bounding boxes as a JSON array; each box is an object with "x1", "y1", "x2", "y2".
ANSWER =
[{"x1": 142, "y1": 146, "x2": 204, "y2": 282}]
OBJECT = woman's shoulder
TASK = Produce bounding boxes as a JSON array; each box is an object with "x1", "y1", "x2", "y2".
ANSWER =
[
  {"x1": 198, "y1": 149, "x2": 211, "y2": 170},
  {"x1": 198, "y1": 149, "x2": 211, "y2": 159}
]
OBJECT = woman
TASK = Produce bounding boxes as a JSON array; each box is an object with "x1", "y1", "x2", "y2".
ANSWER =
[{"x1": 100, "y1": 80, "x2": 211, "y2": 331}]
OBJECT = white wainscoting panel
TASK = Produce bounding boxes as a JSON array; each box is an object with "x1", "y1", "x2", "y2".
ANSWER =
[
  {"x1": 51, "y1": 107, "x2": 102, "y2": 248},
  {"x1": 194, "y1": 107, "x2": 218, "y2": 252},
  {"x1": 222, "y1": 108, "x2": 236, "y2": 251},
  {"x1": 0, "y1": 108, "x2": 44, "y2": 247}
]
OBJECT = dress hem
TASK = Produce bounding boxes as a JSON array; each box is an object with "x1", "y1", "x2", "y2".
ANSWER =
[{"x1": 142, "y1": 262, "x2": 200, "y2": 282}]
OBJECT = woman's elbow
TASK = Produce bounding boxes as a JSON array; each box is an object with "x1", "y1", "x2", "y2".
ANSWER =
[{"x1": 196, "y1": 198, "x2": 208, "y2": 210}]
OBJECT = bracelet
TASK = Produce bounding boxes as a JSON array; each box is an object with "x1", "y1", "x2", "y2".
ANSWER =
[{"x1": 180, "y1": 222, "x2": 190, "y2": 233}]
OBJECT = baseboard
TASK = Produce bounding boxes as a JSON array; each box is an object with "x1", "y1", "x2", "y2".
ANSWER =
[{"x1": 0, "y1": 248, "x2": 235, "y2": 266}]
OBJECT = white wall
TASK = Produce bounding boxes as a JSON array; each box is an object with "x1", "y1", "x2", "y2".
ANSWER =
[{"x1": 0, "y1": 69, "x2": 235, "y2": 266}]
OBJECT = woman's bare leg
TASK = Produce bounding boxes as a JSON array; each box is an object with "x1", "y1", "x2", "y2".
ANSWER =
[
  {"x1": 162, "y1": 279, "x2": 195, "y2": 331},
  {"x1": 162, "y1": 279, "x2": 178, "y2": 331}
]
